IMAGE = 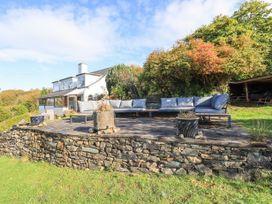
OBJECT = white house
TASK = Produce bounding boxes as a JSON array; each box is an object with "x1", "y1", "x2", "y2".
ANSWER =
[{"x1": 39, "y1": 63, "x2": 109, "y2": 116}]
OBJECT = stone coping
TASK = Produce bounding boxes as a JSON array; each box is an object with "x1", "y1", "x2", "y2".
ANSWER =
[{"x1": 12, "y1": 126, "x2": 271, "y2": 149}]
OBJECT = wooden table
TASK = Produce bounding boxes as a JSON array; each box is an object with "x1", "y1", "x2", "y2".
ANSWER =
[{"x1": 70, "y1": 113, "x2": 93, "y2": 124}]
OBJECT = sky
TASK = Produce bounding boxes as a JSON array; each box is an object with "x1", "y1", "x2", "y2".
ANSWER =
[{"x1": 0, "y1": 0, "x2": 271, "y2": 90}]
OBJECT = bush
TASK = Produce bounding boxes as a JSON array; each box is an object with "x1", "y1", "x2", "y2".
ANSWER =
[
  {"x1": 0, "y1": 113, "x2": 30, "y2": 132},
  {"x1": 23, "y1": 101, "x2": 38, "y2": 112},
  {"x1": 11, "y1": 105, "x2": 29, "y2": 116},
  {"x1": 0, "y1": 107, "x2": 12, "y2": 122}
]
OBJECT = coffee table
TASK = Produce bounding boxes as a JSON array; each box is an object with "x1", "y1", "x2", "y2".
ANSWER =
[{"x1": 70, "y1": 113, "x2": 93, "y2": 124}]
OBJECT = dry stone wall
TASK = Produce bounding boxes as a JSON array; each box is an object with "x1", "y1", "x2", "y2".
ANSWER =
[{"x1": 0, "y1": 127, "x2": 271, "y2": 180}]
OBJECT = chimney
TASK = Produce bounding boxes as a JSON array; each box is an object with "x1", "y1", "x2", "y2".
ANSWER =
[{"x1": 78, "y1": 63, "x2": 88, "y2": 74}]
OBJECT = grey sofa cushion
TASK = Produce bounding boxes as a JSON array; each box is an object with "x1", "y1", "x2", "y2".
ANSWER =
[
  {"x1": 120, "y1": 100, "x2": 133, "y2": 108},
  {"x1": 195, "y1": 107, "x2": 224, "y2": 113},
  {"x1": 161, "y1": 98, "x2": 177, "y2": 108},
  {"x1": 194, "y1": 96, "x2": 213, "y2": 107},
  {"x1": 159, "y1": 107, "x2": 194, "y2": 112},
  {"x1": 78, "y1": 101, "x2": 98, "y2": 112},
  {"x1": 133, "y1": 99, "x2": 146, "y2": 108},
  {"x1": 109, "y1": 100, "x2": 121, "y2": 109},
  {"x1": 177, "y1": 97, "x2": 194, "y2": 107},
  {"x1": 212, "y1": 94, "x2": 229, "y2": 110}
]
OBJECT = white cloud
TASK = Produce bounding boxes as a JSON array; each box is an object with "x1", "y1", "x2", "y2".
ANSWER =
[
  {"x1": 128, "y1": 0, "x2": 242, "y2": 49},
  {"x1": 0, "y1": 6, "x2": 119, "y2": 62},
  {"x1": 0, "y1": 0, "x2": 270, "y2": 63}
]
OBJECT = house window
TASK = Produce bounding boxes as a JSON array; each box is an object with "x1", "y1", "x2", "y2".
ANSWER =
[
  {"x1": 88, "y1": 95, "x2": 94, "y2": 101},
  {"x1": 54, "y1": 97, "x2": 64, "y2": 107},
  {"x1": 39, "y1": 99, "x2": 47, "y2": 106},
  {"x1": 47, "y1": 98, "x2": 54, "y2": 106}
]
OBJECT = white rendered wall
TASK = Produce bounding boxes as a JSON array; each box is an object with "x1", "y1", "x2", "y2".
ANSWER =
[{"x1": 83, "y1": 75, "x2": 108, "y2": 101}]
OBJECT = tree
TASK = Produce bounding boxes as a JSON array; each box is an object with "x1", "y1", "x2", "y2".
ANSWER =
[
  {"x1": 223, "y1": 34, "x2": 266, "y2": 80},
  {"x1": 142, "y1": 42, "x2": 193, "y2": 96},
  {"x1": 142, "y1": 39, "x2": 235, "y2": 96},
  {"x1": 41, "y1": 87, "x2": 52, "y2": 96},
  {"x1": 106, "y1": 64, "x2": 143, "y2": 99},
  {"x1": 187, "y1": 0, "x2": 272, "y2": 72}
]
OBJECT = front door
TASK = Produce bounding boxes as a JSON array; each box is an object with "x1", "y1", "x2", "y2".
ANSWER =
[{"x1": 68, "y1": 96, "x2": 77, "y2": 111}]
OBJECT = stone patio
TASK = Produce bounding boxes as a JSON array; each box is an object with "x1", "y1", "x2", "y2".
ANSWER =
[{"x1": 31, "y1": 116, "x2": 254, "y2": 145}]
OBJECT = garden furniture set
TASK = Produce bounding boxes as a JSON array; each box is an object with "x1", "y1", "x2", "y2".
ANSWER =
[{"x1": 77, "y1": 94, "x2": 231, "y2": 127}]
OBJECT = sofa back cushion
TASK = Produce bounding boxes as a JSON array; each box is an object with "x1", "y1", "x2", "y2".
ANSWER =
[
  {"x1": 161, "y1": 98, "x2": 177, "y2": 108},
  {"x1": 78, "y1": 101, "x2": 99, "y2": 112},
  {"x1": 177, "y1": 97, "x2": 194, "y2": 107},
  {"x1": 109, "y1": 100, "x2": 122, "y2": 109},
  {"x1": 120, "y1": 100, "x2": 133, "y2": 108},
  {"x1": 194, "y1": 96, "x2": 212, "y2": 107},
  {"x1": 133, "y1": 99, "x2": 146, "y2": 108},
  {"x1": 212, "y1": 94, "x2": 229, "y2": 110}
]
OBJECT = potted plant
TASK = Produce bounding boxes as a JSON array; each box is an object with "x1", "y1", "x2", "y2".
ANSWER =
[
  {"x1": 176, "y1": 112, "x2": 199, "y2": 138},
  {"x1": 93, "y1": 102, "x2": 116, "y2": 133}
]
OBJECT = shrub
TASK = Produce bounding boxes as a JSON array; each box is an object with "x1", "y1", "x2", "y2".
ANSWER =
[
  {"x1": 23, "y1": 101, "x2": 38, "y2": 112},
  {"x1": 11, "y1": 105, "x2": 29, "y2": 116},
  {"x1": 0, "y1": 113, "x2": 30, "y2": 132},
  {"x1": 0, "y1": 107, "x2": 12, "y2": 122}
]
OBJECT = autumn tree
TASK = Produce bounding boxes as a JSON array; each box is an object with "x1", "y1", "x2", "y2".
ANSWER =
[
  {"x1": 142, "y1": 42, "x2": 193, "y2": 96},
  {"x1": 188, "y1": 0, "x2": 271, "y2": 72}
]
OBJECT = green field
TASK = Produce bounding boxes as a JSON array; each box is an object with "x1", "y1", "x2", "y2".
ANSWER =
[
  {"x1": 0, "y1": 157, "x2": 271, "y2": 204},
  {"x1": 230, "y1": 105, "x2": 272, "y2": 138}
]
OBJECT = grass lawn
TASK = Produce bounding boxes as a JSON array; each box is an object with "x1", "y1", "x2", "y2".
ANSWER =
[
  {"x1": 230, "y1": 105, "x2": 272, "y2": 138},
  {"x1": 0, "y1": 157, "x2": 271, "y2": 204}
]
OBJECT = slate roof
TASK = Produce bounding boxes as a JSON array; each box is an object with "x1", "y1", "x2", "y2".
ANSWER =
[{"x1": 89, "y1": 67, "x2": 111, "y2": 76}]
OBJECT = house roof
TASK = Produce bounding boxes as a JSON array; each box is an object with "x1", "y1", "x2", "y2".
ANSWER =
[
  {"x1": 40, "y1": 89, "x2": 74, "y2": 99},
  {"x1": 89, "y1": 67, "x2": 111, "y2": 76},
  {"x1": 55, "y1": 67, "x2": 111, "y2": 82},
  {"x1": 230, "y1": 75, "x2": 272, "y2": 84}
]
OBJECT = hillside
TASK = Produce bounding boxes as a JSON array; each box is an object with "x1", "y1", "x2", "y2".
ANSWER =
[{"x1": 0, "y1": 89, "x2": 41, "y2": 131}]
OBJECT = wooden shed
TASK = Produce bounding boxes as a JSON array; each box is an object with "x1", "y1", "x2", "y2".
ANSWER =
[{"x1": 229, "y1": 75, "x2": 272, "y2": 103}]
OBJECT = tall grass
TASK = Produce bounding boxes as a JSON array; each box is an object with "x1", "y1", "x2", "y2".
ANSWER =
[{"x1": 251, "y1": 119, "x2": 272, "y2": 140}]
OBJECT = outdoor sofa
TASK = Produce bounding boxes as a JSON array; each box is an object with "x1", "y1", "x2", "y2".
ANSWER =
[
  {"x1": 78, "y1": 99, "x2": 147, "y2": 114},
  {"x1": 159, "y1": 94, "x2": 229, "y2": 113},
  {"x1": 78, "y1": 94, "x2": 229, "y2": 114},
  {"x1": 108, "y1": 99, "x2": 146, "y2": 113},
  {"x1": 77, "y1": 94, "x2": 231, "y2": 126},
  {"x1": 158, "y1": 94, "x2": 231, "y2": 127}
]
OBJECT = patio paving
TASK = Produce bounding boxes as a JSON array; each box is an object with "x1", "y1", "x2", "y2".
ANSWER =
[{"x1": 30, "y1": 116, "x2": 254, "y2": 145}]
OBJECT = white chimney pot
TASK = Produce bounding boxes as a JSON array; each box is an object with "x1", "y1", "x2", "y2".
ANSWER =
[{"x1": 78, "y1": 63, "x2": 88, "y2": 74}]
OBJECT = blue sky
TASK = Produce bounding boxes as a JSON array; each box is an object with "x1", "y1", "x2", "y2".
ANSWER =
[{"x1": 0, "y1": 0, "x2": 270, "y2": 90}]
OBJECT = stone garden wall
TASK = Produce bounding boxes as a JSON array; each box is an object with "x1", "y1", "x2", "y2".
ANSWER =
[{"x1": 0, "y1": 127, "x2": 271, "y2": 180}]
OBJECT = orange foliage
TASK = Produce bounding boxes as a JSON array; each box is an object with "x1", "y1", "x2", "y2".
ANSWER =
[{"x1": 187, "y1": 39, "x2": 233, "y2": 75}]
